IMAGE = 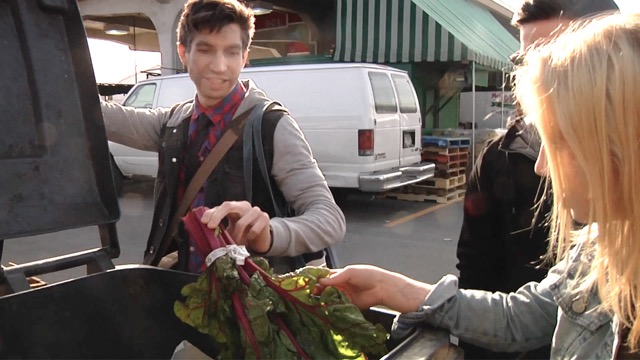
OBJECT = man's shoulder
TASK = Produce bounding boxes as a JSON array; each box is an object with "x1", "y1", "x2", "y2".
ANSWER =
[
  {"x1": 479, "y1": 134, "x2": 506, "y2": 157},
  {"x1": 260, "y1": 103, "x2": 290, "y2": 138},
  {"x1": 166, "y1": 99, "x2": 194, "y2": 127},
  {"x1": 241, "y1": 86, "x2": 289, "y2": 123},
  {"x1": 500, "y1": 121, "x2": 541, "y2": 160},
  {"x1": 472, "y1": 133, "x2": 512, "y2": 177}
]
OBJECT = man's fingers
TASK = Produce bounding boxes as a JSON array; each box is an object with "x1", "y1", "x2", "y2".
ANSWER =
[
  {"x1": 198, "y1": 201, "x2": 270, "y2": 252},
  {"x1": 200, "y1": 206, "x2": 219, "y2": 226},
  {"x1": 200, "y1": 201, "x2": 249, "y2": 229},
  {"x1": 244, "y1": 209, "x2": 270, "y2": 241},
  {"x1": 231, "y1": 206, "x2": 268, "y2": 241}
]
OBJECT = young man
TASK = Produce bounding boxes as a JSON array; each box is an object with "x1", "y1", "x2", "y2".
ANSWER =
[
  {"x1": 102, "y1": 0, "x2": 345, "y2": 272},
  {"x1": 455, "y1": 0, "x2": 618, "y2": 358}
]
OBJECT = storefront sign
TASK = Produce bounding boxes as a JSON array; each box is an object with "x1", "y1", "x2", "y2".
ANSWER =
[
  {"x1": 255, "y1": 11, "x2": 304, "y2": 30},
  {"x1": 255, "y1": 12, "x2": 287, "y2": 30}
]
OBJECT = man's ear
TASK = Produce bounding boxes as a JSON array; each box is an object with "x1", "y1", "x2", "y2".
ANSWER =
[{"x1": 178, "y1": 43, "x2": 188, "y2": 66}]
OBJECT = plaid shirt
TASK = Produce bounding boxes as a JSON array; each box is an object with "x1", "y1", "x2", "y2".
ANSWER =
[{"x1": 177, "y1": 82, "x2": 246, "y2": 272}]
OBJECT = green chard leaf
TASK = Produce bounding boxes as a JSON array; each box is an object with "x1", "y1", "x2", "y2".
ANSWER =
[
  {"x1": 244, "y1": 296, "x2": 272, "y2": 342},
  {"x1": 273, "y1": 329, "x2": 299, "y2": 360},
  {"x1": 175, "y1": 247, "x2": 389, "y2": 360},
  {"x1": 249, "y1": 272, "x2": 286, "y2": 313},
  {"x1": 251, "y1": 256, "x2": 271, "y2": 273}
]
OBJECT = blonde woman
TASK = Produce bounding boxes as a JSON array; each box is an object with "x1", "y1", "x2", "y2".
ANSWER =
[{"x1": 320, "y1": 13, "x2": 640, "y2": 359}]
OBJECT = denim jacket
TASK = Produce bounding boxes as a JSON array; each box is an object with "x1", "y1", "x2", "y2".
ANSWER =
[{"x1": 393, "y1": 242, "x2": 622, "y2": 359}]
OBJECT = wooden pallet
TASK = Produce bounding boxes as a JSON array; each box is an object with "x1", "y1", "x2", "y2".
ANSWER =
[
  {"x1": 436, "y1": 167, "x2": 466, "y2": 179},
  {"x1": 421, "y1": 136, "x2": 471, "y2": 148},
  {"x1": 422, "y1": 152, "x2": 469, "y2": 164},
  {"x1": 423, "y1": 189, "x2": 466, "y2": 204},
  {"x1": 435, "y1": 160, "x2": 469, "y2": 171},
  {"x1": 410, "y1": 175, "x2": 466, "y2": 193},
  {"x1": 423, "y1": 146, "x2": 470, "y2": 155},
  {"x1": 419, "y1": 184, "x2": 466, "y2": 197},
  {"x1": 385, "y1": 188, "x2": 465, "y2": 204}
]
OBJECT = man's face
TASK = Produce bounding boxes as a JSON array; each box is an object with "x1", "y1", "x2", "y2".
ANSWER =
[{"x1": 178, "y1": 23, "x2": 248, "y2": 108}]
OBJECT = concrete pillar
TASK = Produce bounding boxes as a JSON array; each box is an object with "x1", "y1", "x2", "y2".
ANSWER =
[{"x1": 78, "y1": 0, "x2": 187, "y2": 76}]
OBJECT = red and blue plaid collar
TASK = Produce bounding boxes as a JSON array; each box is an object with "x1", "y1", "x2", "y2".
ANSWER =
[{"x1": 191, "y1": 81, "x2": 247, "y2": 124}]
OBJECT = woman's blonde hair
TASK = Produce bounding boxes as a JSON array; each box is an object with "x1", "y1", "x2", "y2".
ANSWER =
[{"x1": 515, "y1": 13, "x2": 640, "y2": 350}]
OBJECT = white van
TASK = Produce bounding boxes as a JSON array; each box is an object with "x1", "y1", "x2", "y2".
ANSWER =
[{"x1": 110, "y1": 63, "x2": 434, "y2": 192}]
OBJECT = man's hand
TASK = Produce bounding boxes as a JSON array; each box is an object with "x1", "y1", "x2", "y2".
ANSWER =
[
  {"x1": 318, "y1": 265, "x2": 432, "y2": 313},
  {"x1": 200, "y1": 201, "x2": 272, "y2": 253}
]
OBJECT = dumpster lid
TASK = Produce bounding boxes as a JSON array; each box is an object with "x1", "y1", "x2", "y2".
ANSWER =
[{"x1": 0, "y1": 0, "x2": 119, "y2": 240}]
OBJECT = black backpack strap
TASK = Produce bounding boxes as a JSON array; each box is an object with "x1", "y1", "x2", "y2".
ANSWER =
[
  {"x1": 242, "y1": 101, "x2": 334, "y2": 270},
  {"x1": 252, "y1": 101, "x2": 285, "y2": 217},
  {"x1": 257, "y1": 104, "x2": 331, "y2": 269},
  {"x1": 243, "y1": 100, "x2": 287, "y2": 214},
  {"x1": 242, "y1": 108, "x2": 256, "y2": 203}
]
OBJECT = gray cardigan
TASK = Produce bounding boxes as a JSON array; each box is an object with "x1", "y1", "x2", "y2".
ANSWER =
[{"x1": 102, "y1": 79, "x2": 345, "y2": 258}]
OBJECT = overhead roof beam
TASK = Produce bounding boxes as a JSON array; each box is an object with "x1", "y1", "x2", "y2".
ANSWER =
[
  {"x1": 82, "y1": 15, "x2": 156, "y2": 31},
  {"x1": 469, "y1": 0, "x2": 514, "y2": 19}
]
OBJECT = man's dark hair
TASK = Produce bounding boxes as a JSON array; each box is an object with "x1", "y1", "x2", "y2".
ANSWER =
[
  {"x1": 513, "y1": 0, "x2": 619, "y2": 26},
  {"x1": 177, "y1": 0, "x2": 255, "y2": 50}
]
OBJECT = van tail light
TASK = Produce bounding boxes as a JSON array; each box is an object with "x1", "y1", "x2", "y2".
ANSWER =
[{"x1": 358, "y1": 129, "x2": 374, "y2": 156}]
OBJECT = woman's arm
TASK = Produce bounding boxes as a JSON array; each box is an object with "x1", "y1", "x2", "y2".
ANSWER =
[
  {"x1": 319, "y1": 265, "x2": 433, "y2": 313},
  {"x1": 321, "y1": 260, "x2": 564, "y2": 353}
]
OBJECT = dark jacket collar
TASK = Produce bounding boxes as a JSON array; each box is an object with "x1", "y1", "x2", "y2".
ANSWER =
[{"x1": 499, "y1": 119, "x2": 541, "y2": 161}]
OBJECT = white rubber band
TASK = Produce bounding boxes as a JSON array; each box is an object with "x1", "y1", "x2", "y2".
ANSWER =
[
  {"x1": 227, "y1": 245, "x2": 250, "y2": 265},
  {"x1": 205, "y1": 248, "x2": 229, "y2": 267},
  {"x1": 205, "y1": 245, "x2": 250, "y2": 267}
]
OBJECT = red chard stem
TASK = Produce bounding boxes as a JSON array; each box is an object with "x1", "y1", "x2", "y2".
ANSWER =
[
  {"x1": 232, "y1": 292, "x2": 261, "y2": 359},
  {"x1": 275, "y1": 315, "x2": 310, "y2": 360}
]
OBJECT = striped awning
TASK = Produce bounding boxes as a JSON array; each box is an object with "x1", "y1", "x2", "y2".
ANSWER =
[{"x1": 334, "y1": 0, "x2": 519, "y2": 71}]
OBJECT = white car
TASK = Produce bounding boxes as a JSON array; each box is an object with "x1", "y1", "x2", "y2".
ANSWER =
[
  {"x1": 109, "y1": 63, "x2": 434, "y2": 193},
  {"x1": 109, "y1": 141, "x2": 158, "y2": 178},
  {"x1": 108, "y1": 74, "x2": 177, "y2": 180}
]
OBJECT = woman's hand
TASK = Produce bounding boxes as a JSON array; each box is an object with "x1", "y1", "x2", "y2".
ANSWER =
[
  {"x1": 318, "y1": 265, "x2": 433, "y2": 313},
  {"x1": 200, "y1": 201, "x2": 272, "y2": 253}
]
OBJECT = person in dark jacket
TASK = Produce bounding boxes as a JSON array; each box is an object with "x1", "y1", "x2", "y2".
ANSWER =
[
  {"x1": 457, "y1": 116, "x2": 550, "y2": 294},
  {"x1": 456, "y1": 0, "x2": 619, "y2": 358}
]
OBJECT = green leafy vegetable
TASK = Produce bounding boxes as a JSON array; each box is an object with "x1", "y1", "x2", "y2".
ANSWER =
[{"x1": 174, "y1": 207, "x2": 389, "y2": 359}]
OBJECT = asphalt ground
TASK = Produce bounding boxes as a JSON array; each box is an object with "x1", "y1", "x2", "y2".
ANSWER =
[{"x1": 2, "y1": 179, "x2": 462, "y2": 286}]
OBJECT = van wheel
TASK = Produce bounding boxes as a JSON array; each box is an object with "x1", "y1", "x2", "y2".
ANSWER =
[
  {"x1": 109, "y1": 154, "x2": 124, "y2": 197},
  {"x1": 330, "y1": 188, "x2": 350, "y2": 205}
]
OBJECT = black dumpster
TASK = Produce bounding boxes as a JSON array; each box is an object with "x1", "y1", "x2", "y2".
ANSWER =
[
  {"x1": 0, "y1": 1, "x2": 458, "y2": 358},
  {"x1": 0, "y1": 0, "x2": 215, "y2": 357}
]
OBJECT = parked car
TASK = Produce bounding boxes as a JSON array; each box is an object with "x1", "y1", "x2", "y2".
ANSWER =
[{"x1": 109, "y1": 63, "x2": 434, "y2": 192}]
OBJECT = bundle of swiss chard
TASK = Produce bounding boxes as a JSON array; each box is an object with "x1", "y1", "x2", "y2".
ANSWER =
[{"x1": 174, "y1": 207, "x2": 389, "y2": 359}]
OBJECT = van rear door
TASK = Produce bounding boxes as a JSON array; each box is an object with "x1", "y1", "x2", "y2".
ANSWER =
[
  {"x1": 110, "y1": 80, "x2": 161, "y2": 177},
  {"x1": 391, "y1": 74, "x2": 422, "y2": 166},
  {"x1": 367, "y1": 71, "x2": 401, "y2": 168}
]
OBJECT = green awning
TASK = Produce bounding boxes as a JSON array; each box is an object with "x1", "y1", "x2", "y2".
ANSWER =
[{"x1": 334, "y1": 0, "x2": 519, "y2": 71}]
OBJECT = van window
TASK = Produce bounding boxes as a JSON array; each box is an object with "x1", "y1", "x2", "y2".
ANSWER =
[
  {"x1": 156, "y1": 77, "x2": 195, "y2": 108},
  {"x1": 368, "y1": 72, "x2": 397, "y2": 114},
  {"x1": 123, "y1": 83, "x2": 157, "y2": 108},
  {"x1": 391, "y1": 75, "x2": 418, "y2": 113}
]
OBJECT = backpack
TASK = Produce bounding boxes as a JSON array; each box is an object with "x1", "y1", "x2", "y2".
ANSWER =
[{"x1": 242, "y1": 101, "x2": 338, "y2": 272}]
